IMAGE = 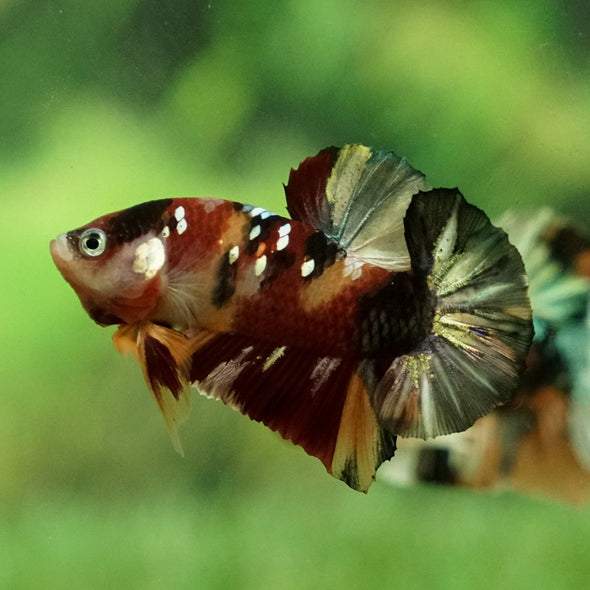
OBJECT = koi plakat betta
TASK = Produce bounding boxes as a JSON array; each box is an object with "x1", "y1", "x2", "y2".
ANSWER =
[{"x1": 50, "y1": 145, "x2": 534, "y2": 492}]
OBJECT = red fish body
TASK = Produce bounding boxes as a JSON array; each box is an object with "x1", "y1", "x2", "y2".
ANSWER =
[{"x1": 50, "y1": 145, "x2": 534, "y2": 491}]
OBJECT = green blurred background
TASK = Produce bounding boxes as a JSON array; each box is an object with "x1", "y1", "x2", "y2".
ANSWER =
[{"x1": 2, "y1": 0, "x2": 590, "y2": 588}]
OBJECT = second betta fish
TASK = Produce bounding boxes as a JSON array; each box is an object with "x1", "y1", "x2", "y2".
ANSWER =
[{"x1": 50, "y1": 145, "x2": 534, "y2": 492}]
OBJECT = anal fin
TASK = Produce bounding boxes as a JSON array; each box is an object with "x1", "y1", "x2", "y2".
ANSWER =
[{"x1": 188, "y1": 330, "x2": 396, "y2": 491}]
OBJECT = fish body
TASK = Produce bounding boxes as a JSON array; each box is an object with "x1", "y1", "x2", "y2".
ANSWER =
[{"x1": 51, "y1": 144, "x2": 533, "y2": 491}]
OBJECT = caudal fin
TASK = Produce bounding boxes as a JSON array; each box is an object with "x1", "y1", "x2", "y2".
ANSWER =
[{"x1": 371, "y1": 189, "x2": 534, "y2": 439}]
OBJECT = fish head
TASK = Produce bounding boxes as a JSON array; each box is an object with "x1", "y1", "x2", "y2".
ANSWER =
[{"x1": 50, "y1": 199, "x2": 172, "y2": 326}]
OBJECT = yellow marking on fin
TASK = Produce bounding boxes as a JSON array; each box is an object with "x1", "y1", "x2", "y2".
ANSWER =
[
  {"x1": 331, "y1": 372, "x2": 383, "y2": 492},
  {"x1": 262, "y1": 346, "x2": 287, "y2": 372},
  {"x1": 326, "y1": 145, "x2": 372, "y2": 227}
]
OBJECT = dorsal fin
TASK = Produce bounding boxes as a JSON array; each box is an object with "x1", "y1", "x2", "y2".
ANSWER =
[{"x1": 285, "y1": 144, "x2": 430, "y2": 270}]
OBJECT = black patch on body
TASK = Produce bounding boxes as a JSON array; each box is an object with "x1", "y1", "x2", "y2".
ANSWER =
[
  {"x1": 243, "y1": 212, "x2": 297, "y2": 286},
  {"x1": 303, "y1": 231, "x2": 344, "y2": 279},
  {"x1": 245, "y1": 213, "x2": 282, "y2": 255},
  {"x1": 355, "y1": 273, "x2": 435, "y2": 358},
  {"x1": 212, "y1": 250, "x2": 238, "y2": 307},
  {"x1": 260, "y1": 249, "x2": 296, "y2": 288},
  {"x1": 167, "y1": 215, "x2": 178, "y2": 233},
  {"x1": 108, "y1": 199, "x2": 172, "y2": 244}
]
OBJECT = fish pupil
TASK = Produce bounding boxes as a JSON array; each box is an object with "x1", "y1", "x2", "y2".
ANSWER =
[{"x1": 85, "y1": 236, "x2": 100, "y2": 250}]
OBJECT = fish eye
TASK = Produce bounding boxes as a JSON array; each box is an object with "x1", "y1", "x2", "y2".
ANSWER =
[{"x1": 79, "y1": 228, "x2": 107, "y2": 257}]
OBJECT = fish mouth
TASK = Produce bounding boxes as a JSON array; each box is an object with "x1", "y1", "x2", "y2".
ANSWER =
[{"x1": 50, "y1": 233, "x2": 74, "y2": 264}]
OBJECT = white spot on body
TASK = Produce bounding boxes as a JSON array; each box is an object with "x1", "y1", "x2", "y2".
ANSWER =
[
  {"x1": 249, "y1": 225, "x2": 261, "y2": 240},
  {"x1": 174, "y1": 206, "x2": 185, "y2": 222},
  {"x1": 276, "y1": 235, "x2": 289, "y2": 251},
  {"x1": 172, "y1": 205, "x2": 188, "y2": 235},
  {"x1": 276, "y1": 223, "x2": 291, "y2": 251},
  {"x1": 162, "y1": 226, "x2": 170, "y2": 238},
  {"x1": 255, "y1": 255, "x2": 267, "y2": 276},
  {"x1": 177, "y1": 218, "x2": 188, "y2": 235},
  {"x1": 133, "y1": 237, "x2": 166, "y2": 279},
  {"x1": 228, "y1": 245, "x2": 240, "y2": 264},
  {"x1": 250, "y1": 207, "x2": 266, "y2": 218},
  {"x1": 278, "y1": 223, "x2": 291, "y2": 237},
  {"x1": 301, "y1": 258, "x2": 315, "y2": 277}
]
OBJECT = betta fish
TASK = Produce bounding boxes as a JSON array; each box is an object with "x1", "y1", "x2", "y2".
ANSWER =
[{"x1": 50, "y1": 144, "x2": 533, "y2": 492}]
